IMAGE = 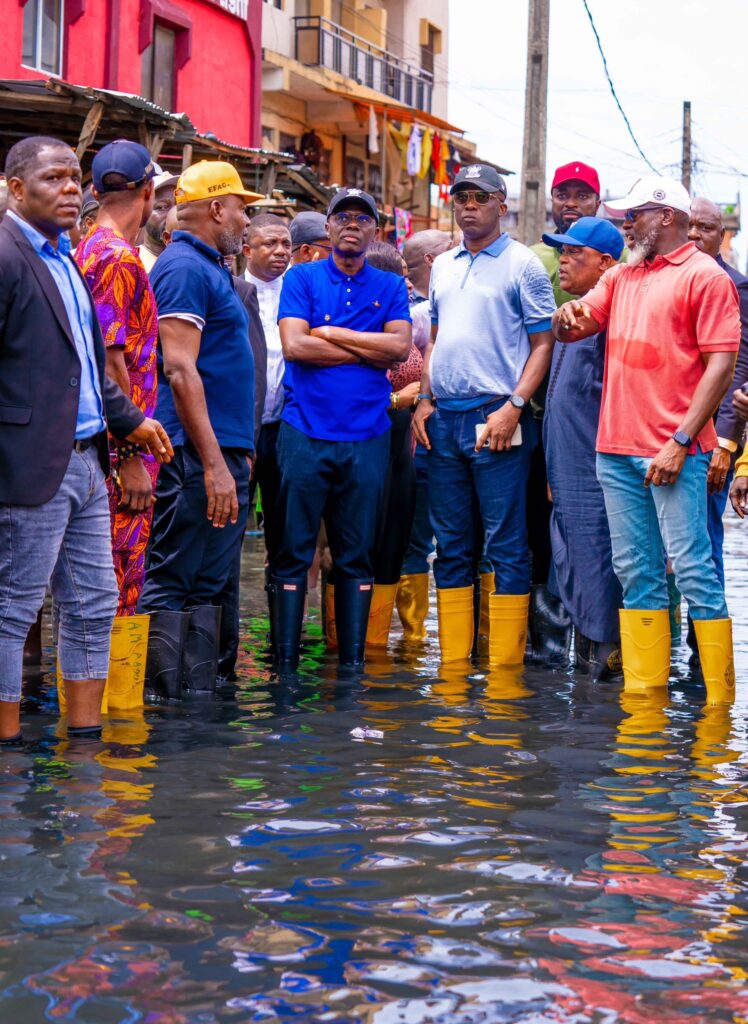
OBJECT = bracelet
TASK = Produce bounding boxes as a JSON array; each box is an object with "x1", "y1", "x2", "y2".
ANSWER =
[
  {"x1": 416, "y1": 392, "x2": 434, "y2": 404},
  {"x1": 115, "y1": 442, "x2": 142, "y2": 461},
  {"x1": 390, "y1": 391, "x2": 400, "y2": 411}
]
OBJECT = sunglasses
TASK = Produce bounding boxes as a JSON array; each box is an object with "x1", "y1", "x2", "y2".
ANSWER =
[
  {"x1": 330, "y1": 211, "x2": 375, "y2": 227},
  {"x1": 623, "y1": 204, "x2": 668, "y2": 222},
  {"x1": 453, "y1": 190, "x2": 496, "y2": 206}
]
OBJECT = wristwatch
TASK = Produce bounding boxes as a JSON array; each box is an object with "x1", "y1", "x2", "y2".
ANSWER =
[
  {"x1": 509, "y1": 394, "x2": 526, "y2": 410},
  {"x1": 672, "y1": 430, "x2": 692, "y2": 447},
  {"x1": 416, "y1": 393, "x2": 434, "y2": 404}
]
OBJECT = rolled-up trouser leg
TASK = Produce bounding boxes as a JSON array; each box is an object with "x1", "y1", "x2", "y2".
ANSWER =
[{"x1": 0, "y1": 449, "x2": 117, "y2": 716}]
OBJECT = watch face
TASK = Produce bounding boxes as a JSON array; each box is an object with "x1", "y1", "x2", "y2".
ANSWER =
[{"x1": 510, "y1": 395, "x2": 525, "y2": 409}]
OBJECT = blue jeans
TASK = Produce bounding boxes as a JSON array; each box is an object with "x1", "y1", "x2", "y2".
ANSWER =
[
  {"x1": 427, "y1": 399, "x2": 536, "y2": 592},
  {"x1": 596, "y1": 452, "x2": 728, "y2": 619},
  {"x1": 707, "y1": 469, "x2": 732, "y2": 590},
  {"x1": 0, "y1": 447, "x2": 118, "y2": 702},
  {"x1": 275, "y1": 423, "x2": 390, "y2": 579}
]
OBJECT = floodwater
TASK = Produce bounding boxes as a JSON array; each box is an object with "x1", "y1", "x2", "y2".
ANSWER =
[{"x1": 2, "y1": 524, "x2": 748, "y2": 1024}]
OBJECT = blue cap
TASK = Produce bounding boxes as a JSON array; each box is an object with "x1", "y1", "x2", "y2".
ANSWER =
[
  {"x1": 92, "y1": 140, "x2": 156, "y2": 194},
  {"x1": 542, "y1": 216, "x2": 623, "y2": 259},
  {"x1": 327, "y1": 187, "x2": 378, "y2": 221}
]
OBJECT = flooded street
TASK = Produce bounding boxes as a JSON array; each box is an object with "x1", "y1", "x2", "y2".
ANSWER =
[{"x1": 2, "y1": 522, "x2": 748, "y2": 1023}]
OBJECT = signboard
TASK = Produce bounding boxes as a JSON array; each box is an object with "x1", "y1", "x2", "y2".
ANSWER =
[{"x1": 203, "y1": 0, "x2": 249, "y2": 20}]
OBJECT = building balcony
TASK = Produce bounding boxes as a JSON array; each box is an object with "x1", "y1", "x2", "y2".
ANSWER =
[{"x1": 293, "y1": 15, "x2": 433, "y2": 114}]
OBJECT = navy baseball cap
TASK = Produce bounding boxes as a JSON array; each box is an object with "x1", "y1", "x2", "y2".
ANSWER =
[
  {"x1": 450, "y1": 164, "x2": 507, "y2": 196},
  {"x1": 327, "y1": 187, "x2": 378, "y2": 220},
  {"x1": 542, "y1": 216, "x2": 623, "y2": 259},
  {"x1": 92, "y1": 140, "x2": 156, "y2": 194},
  {"x1": 290, "y1": 211, "x2": 328, "y2": 247}
]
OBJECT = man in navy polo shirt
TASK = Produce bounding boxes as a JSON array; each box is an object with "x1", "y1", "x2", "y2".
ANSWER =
[
  {"x1": 138, "y1": 161, "x2": 263, "y2": 699},
  {"x1": 275, "y1": 188, "x2": 412, "y2": 670}
]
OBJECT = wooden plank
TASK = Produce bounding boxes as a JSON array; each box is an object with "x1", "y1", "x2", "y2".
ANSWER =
[
  {"x1": 75, "y1": 100, "x2": 105, "y2": 159},
  {"x1": 181, "y1": 143, "x2": 193, "y2": 172}
]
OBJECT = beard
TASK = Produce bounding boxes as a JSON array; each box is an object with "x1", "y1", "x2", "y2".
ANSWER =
[
  {"x1": 217, "y1": 226, "x2": 245, "y2": 257},
  {"x1": 627, "y1": 223, "x2": 660, "y2": 267}
]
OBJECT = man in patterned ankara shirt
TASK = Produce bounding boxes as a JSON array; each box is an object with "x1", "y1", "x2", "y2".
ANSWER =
[{"x1": 75, "y1": 140, "x2": 159, "y2": 614}]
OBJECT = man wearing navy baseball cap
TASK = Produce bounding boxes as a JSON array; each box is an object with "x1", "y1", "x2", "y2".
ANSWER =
[
  {"x1": 541, "y1": 217, "x2": 624, "y2": 681},
  {"x1": 274, "y1": 186, "x2": 411, "y2": 671}
]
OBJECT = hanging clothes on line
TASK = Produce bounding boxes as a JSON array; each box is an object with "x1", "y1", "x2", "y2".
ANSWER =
[
  {"x1": 406, "y1": 125, "x2": 423, "y2": 177},
  {"x1": 418, "y1": 128, "x2": 433, "y2": 179},
  {"x1": 368, "y1": 105, "x2": 379, "y2": 154},
  {"x1": 394, "y1": 208, "x2": 413, "y2": 251}
]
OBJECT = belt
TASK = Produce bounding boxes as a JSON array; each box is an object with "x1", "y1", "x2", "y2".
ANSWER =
[{"x1": 73, "y1": 437, "x2": 97, "y2": 453}]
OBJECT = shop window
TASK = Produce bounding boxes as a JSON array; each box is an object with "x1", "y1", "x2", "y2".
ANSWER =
[
  {"x1": 141, "y1": 22, "x2": 176, "y2": 112},
  {"x1": 22, "y1": 0, "x2": 64, "y2": 76},
  {"x1": 279, "y1": 132, "x2": 298, "y2": 157},
  {"x1": 345, "y1": 156, "x2": 365, "y2": 192},
  {"x1": 419, "y1": 20, "x2": 442, "y2": 77}
]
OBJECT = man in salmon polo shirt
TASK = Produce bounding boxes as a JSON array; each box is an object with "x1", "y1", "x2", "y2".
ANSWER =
[{"x1": 553, "y1": 175, "x2": 740, "y2": 701}]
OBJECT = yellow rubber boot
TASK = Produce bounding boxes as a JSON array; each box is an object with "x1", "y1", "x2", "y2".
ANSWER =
[
  {"x1": 693, "y1": 618, "x2": 736, "y2": 705},
  {"x1": 479, "y1": 572, "x2": 495, "y2": 638},
  {"x1": 365, "y1": 583, "x2": 399, "y2": 648},
  {"x1": 396, "y1": 573, "x2": 430, "y2": 643},
  {"x1": 107, "y1": 614, "x2": 150, "y2": 712},
  {"x1": 436, "y1": 586, "x2": 474, "y2": 662},
  {"x1": 488, "y1": 593, "x2": 530, "y2": 667},
  {"x1": 325, "y1": 583, "x2": 337, "y2": 649},
  {"x1": 619, "y1": 609, "x2": 671, "y2": 693}
]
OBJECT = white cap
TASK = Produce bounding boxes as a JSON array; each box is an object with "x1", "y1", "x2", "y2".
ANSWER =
[
  {"x1": 604, "y1": 175, "x2": 691, "y2": 217},
  {"x1": 152, "y1": 170, "x2": 179, "y2": 192}
]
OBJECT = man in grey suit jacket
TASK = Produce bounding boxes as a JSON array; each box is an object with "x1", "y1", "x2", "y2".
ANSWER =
[{"x1": 0, "y1": 136, "x2": 172, "y2": 745}]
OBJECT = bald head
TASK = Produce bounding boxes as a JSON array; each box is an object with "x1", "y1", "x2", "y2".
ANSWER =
[
  {"x1": 403, "y1": 229, "x2": 452, "y2": 296},
  {"x1": 689, "y1": 197, "x2": 724, "y2": 259}
]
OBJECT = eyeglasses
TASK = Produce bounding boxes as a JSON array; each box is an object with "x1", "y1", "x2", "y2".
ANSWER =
[
  {"x1": 331, "y1": 211, "x2": 375, "y2": 227},
  {"x1": 623, "y1": 204, "x2": 668, "y2": 222},
  {"x1": 453, "y1": 190, "x2": 495, "y2": 206}
]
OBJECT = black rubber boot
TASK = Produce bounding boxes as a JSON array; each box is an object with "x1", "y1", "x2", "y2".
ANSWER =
[
  {"x1": 528, "y1": 584, "x2": 572, "y2": 668},
  {"x1": 267, "y1": 576, "x2": 307, "y2": 671},
  {"x1": 575, "y1": 632, "x2": 592, "y2": 673},
  {"x1": 144, "y1": 610, "x2": 189, "y2": 702},
  {"x1": 335, "y1": 577, "x2": 375, "y2": 669},
  {"x1": 589, "y1": 641, "x2": 623, "y2": 682},
  {"x1": 182, "y1": 605, "x2": 222, "y2": 700}
]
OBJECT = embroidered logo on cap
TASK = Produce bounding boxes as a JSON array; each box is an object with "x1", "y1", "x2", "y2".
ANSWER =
[
  {"x1": 346, "y1": 188, "x2": 362, "y2": 197},
  {"x1": 653, "y1": 188, "x2": 666, "y2": 201},
  {"x1": 465, "y1": 165, "x2": 483, "y2": 178}
]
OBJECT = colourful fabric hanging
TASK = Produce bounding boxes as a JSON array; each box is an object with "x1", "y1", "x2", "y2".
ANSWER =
[
  {"x1": 406, "y1": 125, "x2": 422, "y2": 177},
  {"x1": 394, "y1": 207, "x2": 413, "y2": 251},
  {"x1": 418, "y1": 128, "x2": 433, "y2": 179}
]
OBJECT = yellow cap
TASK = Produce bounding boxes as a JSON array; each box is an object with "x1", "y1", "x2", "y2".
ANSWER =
[{"x1": 175, "y1": 160, "x2": 264, "y2": 205}]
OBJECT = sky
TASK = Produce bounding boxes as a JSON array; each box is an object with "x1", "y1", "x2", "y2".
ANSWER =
[{"x1": 446, "y1": 0, "x2": 747, "y2": 269}]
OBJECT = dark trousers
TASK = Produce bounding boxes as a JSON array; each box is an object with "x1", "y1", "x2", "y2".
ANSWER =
[
  {"x1": 527, "y1": 435, "x2": 553, "y2": 584},
  {"x1": 427, "y1": 399, "x2": 536, "y2": 593},
  {"x1": 253, "y1": 421, "x2": 283, "y2": 570},
  {"x1": 401, "y1": 443, "x2": 433, "y2": 575},
  {"x1": 371, "y1": 412, "x2": 417, "y2": 585},
  {"x1": 138, "y1": 443, "x2": 250, "y2": 612},
  {"x1": 275, "y1": 423, "x2": 389, "y2": 579}
]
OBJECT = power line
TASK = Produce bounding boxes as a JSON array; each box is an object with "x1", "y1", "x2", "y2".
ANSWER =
[{"x1": 580, "y1": 0, "x2": 660, "y2": 174}]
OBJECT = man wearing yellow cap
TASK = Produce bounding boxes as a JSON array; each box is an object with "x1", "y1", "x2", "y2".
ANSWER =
[{"x1": 138, "y1": 161, "x2": 263, "y2": 700}]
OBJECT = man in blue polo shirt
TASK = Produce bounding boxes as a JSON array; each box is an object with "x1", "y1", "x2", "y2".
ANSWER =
[
  {"x1": 138, "y1": 161, "x2": 263, "y2": 699},
  {"x1": 276, "y1": 188, "x2": 411, "y2": 670},
  {"x1": 413, "y1": 165, "x2": 556, "y2": 668}
]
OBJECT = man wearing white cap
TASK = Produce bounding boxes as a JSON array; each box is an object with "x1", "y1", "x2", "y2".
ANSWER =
[
  {"x1": 138, "y1": 169, "x2": 179, "y2": 272},
  {"x1": 553, "y1": 176, "x2": 740, "y2": 701}
]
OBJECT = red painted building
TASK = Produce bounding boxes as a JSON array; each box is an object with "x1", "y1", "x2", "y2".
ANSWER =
[{"x1": 1, "y1": 0, "x2": 262, "y2": 147}]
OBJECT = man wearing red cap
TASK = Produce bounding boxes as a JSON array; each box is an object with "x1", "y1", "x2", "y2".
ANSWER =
[{"x1": 532, "y1": 162, "x2": 602, "y2": 305}]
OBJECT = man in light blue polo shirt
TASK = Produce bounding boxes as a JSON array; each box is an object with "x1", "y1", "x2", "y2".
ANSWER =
[
  {"x1": 413, "y1": 165, "x2": 556, "y2": 668},
  {"x1": 276, "y1": 188, "x2": 411, "y2": 671}
]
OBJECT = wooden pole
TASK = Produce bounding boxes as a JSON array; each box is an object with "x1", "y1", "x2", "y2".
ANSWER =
[{"x1": 518, "y1": 0, "x2": 550, "y2": 245}]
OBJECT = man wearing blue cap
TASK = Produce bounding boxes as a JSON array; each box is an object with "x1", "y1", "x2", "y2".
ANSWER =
[
  {"x1": 541, "y1": 217, "x2": 624, "y2": 680},
  {"x1": 275, "y1": 187, "x2": 411, "y2": 671}
]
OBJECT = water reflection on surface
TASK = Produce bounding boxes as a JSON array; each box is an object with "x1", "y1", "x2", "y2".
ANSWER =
[{"x1": 2, "y1": 525, "x2": 748, "y2": 1022}]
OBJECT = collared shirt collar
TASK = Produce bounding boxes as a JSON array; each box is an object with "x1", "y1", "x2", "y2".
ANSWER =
[
  {"x1": 171, "y1": 229, "x2": 224, "y2": 264},
  {"x1": 7, "y1": 209, "x2": 71, "y2": 256},
  {"x1": 650, "y1": 240, "x2": 698, "y2": 267},
  {"x1": 245, "y1": 268, "x2": 284, "y2": 292},
  {"x1": 324, "y1": 253, "x2": 372, "y2": 285},
  {"x1": 453, "y1": 232, "x2": 511, "y2": 260}
]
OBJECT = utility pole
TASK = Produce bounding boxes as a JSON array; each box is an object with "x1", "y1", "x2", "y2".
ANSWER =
[
  {"x1": 681, "y1": 100, "x2": 692, "y2": 193},
  {"x1": 518, "y1": 0, "x2": 550, "y2": 246}
]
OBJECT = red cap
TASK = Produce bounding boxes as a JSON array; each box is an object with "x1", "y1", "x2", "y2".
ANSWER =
[{"x1": 551, "y1": 161, "x2": 600, "y2": 194}]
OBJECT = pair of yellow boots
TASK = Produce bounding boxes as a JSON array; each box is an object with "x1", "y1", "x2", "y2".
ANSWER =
[
  {"x1": 438, "y1": 585, "x2": 528, "y2": 666},
  {"x1": 325, "y1": 574, "x2": 431, "y2": 648},
  {"x1": 57, "y1": 614, "x2": 150, "y2": 714},
  {"x1": 620, "y1": 608, "x2": 734, "y2": 704}
]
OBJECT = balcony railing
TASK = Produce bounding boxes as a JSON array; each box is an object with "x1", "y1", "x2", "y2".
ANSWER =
[{"x1": 294, "y1": 15, "x2": 433, "y2": 113}]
